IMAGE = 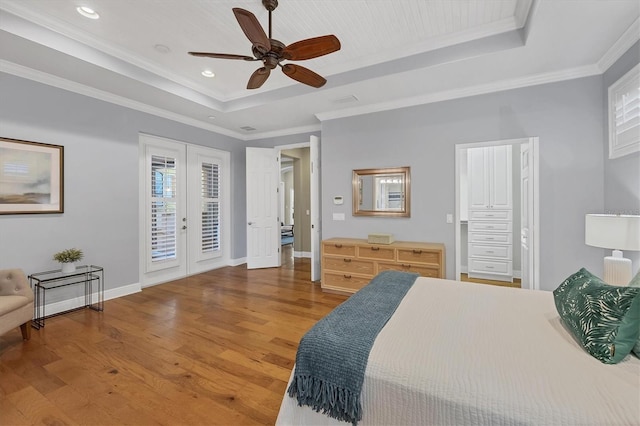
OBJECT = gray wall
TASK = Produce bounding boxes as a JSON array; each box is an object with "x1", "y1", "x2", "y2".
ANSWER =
[
  {"x1": 320, "y1": 76, "x2": 607, "y2": 291},
  {"x1": 603, "y1": 41, "x2": 640, "y2": 272},
  {"x1": 0, "y1": 73, "x2": 245, "y2": 293}
]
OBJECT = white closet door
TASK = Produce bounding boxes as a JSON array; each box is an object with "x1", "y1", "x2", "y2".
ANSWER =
[{"x1": 489, "y1": 145, "x2": 513, "y2": 209}]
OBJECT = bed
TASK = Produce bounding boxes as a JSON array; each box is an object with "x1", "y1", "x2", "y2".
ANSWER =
[{"x1": 276, "y1": 275, "x2": 640, "y2": 425}]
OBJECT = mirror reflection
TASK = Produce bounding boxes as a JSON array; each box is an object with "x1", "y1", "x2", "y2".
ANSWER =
[{"x1": 353, "y1": 167, "x2": 410, "y2": 217}]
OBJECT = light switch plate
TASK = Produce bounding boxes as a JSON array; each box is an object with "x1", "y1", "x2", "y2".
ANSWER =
[{"x1": 333, "y1": 213, "x2": 345, "y2": 221}]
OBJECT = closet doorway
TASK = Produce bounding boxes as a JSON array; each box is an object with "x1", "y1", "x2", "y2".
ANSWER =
[{"x1": 454, "y1": 137, "x2": 539, "y2": 290}]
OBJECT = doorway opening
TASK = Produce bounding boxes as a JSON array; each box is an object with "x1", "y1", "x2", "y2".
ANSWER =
[{"x1": 454, "y1": 137, "x2": 539, "y2": 290}]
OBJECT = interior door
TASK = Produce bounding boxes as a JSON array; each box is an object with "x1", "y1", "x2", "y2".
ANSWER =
[
  {"x1": 310, "y1": 135, "x2": 321, "y2": 282},
  {"x1": 520, "y1": 142, "x2": 533, "y2": 290},
  {"x1": 246, "y1": 147, "x2": 280, "y2": 269}
]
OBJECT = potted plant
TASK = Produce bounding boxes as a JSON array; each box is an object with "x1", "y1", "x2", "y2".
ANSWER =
[{"x1": 53, "y1": 248, "x2": 83, "y2": 273}]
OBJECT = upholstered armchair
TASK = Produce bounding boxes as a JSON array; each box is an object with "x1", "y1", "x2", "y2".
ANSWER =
[{"x1": 0, "y1": 269, "x2": 34, "y2": 340}]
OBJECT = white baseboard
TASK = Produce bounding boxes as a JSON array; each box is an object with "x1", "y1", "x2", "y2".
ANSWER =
[
  {"x1": 294, "y1": 251, "x2": 311, "y2": 258},
  {"x1": 229, "y1": 257, "x2": 246, "y2": 267},
  {"x1": 39, "y1": 282, "x2": 141, "y2": 317}
]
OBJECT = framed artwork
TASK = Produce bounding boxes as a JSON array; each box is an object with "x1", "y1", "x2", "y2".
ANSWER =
[{"x1": 0, "y1": 137, "x2": 64, "y2": 214}]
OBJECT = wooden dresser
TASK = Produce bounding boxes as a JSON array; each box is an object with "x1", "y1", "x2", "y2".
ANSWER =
[{"x1": 321, "y1": 238, "x2": 446, "y2": 294}]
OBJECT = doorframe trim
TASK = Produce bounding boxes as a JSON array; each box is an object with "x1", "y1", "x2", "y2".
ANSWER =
[{"x1": 454, "y1": 137, "x2": 540, "y2": 290}]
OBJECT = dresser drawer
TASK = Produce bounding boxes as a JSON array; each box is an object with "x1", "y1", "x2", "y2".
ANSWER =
[
  {"x1": 322, "y1": 272, "x2": 371, "y2": 292},
  {"x1": 378, "y1": 262, "x2": 441, "y2": 278},
  {"x1": 323, "y1": 242, "x2": 356, "y2": 257},
  {"x1": 468, "y1": 221, "x2": 512, "y2": 232},
  {"x1": 356, "y1": 245, "x2": 395, "y2": 261},
  {"x1": 397, "y1": 248, "x2": 441, "y2": 265},
  {"x1": 469, "y1": 210, "x2": 512, "y2": 221},
  {"x1": 469, "y1": 232, "x2": 513, "y2": 244},
  {"x1": 323, "y1": 257, "x2": 375, "y2": 275},
  {"x1": 469, "y1": 243, "x2": 512, "y2": 260},
  {"x1": 469, "y1": 258, "x2": 513, "y2": 275}
]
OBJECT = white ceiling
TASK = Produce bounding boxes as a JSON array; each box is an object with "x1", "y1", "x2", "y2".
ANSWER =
[{"x1": 1, "y1": 0, "x2": 638, "y2": 140}]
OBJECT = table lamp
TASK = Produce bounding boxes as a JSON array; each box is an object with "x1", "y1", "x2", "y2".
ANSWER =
[{"x1": 585, "y1": 214, "x2": 640, "y2": 285}]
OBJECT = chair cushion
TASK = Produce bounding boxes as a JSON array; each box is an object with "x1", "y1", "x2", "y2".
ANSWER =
[{"x1": 0, "y1": 295, "x2": 31, "y2": 316}]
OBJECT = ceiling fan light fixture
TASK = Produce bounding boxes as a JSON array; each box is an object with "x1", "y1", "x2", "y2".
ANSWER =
[
  {"x1": 201, "y1": 69, "x2": 215, "y2": 78},
  {"x1": 76, "y1": 6, "x2": 100, "y2": 19}
]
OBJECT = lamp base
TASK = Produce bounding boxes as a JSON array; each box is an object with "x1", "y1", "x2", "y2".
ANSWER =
[{"x1": 603, "y1": 250, "x2": 632, "y2": 286}]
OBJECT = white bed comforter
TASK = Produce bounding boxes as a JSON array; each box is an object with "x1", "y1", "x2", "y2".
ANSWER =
[{"x1": 276, "y1": 277, "x2": 640, "y2": 425}]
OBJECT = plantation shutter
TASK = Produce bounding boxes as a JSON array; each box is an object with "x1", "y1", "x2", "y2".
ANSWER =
[
  {"x1": 201, "y1": 162, "x2": 220, "y2": 254},
  {"x1": 150, "y1": 155, "x2": 177, "y2": 262},
  {"x1": 609, "y1": 65, "x2": 640, "y2": 158}
]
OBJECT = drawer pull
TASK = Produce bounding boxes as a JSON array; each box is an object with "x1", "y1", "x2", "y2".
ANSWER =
[
  {"x1": 486, "y1": 226, "x2": 494, "y2": 229},
  {"x1": 343, "y1": 274, "x2": 352, "y2": 279},
  {"x1": 343, "y1": 258, "x2": 352, "y2": 263},
  {"x1": 486, "y1": 266, "x2": 494, "y2": 269},
  {"x1": 371, "y1": 247, "x2": 380, "y2": 251},
  {"x1": 335, "y1": 244, "x2": 343, "y2": 248},
  {"x1": 486, "y1": 250, "x2": 494, "y2": 254},
  {"x1": 412, "y1": 249, "x2": 422, "y2": 254},
  {"x1": 485, "y1": 237, "x2": 494, "y2": 240},
  {"x1": 486, "y1": 214, "x2": 494, "y2": 217},
  {"x1": 401, "y1": 264, "x2": 412, "y2": 268}
]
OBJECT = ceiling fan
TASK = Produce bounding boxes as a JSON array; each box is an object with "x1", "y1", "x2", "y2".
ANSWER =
[{"x1": 188, "y1": 0, "x2": 341, "y2": 89}]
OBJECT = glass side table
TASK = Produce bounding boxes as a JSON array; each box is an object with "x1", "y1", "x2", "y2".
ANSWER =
[{"x1": 29, "y1": 265, "x2": 104, "y2": 329}]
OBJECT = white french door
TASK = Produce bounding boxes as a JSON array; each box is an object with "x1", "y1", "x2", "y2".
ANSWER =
[{"x1": 139, "y1": 134, "x2": 230, "y2": 286}]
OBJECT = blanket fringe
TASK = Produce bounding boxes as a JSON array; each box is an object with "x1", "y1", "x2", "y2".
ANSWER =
[{"x1": 288, "y1": 375, "x2": 362, "y2": 425}]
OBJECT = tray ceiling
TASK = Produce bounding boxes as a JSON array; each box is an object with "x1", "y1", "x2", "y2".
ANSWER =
[{"x1": 0, "y1": 0, "x2": 638, "y2": 139}]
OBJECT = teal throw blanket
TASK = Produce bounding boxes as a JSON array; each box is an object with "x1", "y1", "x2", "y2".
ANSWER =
[{"x1": 287, "y1": 270, "x2": 419, "y2": 425}]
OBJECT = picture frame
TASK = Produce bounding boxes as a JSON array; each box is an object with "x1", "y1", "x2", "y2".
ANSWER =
[{"x1": 0, "y1": 137, "x2": 64, "y2": 214}]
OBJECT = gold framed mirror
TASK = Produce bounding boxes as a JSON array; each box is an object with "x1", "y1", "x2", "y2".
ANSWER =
[{"x1": 352, "y1": 167, "x2": 410, "y2": 217}]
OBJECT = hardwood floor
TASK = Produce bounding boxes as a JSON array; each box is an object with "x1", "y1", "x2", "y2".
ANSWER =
[
  {"x1": 460, "y1": 273, "x2": 521, "y2": 288},
  {"x1": 0, "y1": 248, "x2": 347, "y2": 425}
]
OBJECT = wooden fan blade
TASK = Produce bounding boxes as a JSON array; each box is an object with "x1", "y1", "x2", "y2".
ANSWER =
[
  {"x1": 233, "y1": 8, "x2": 271, "y2": 54},
  {"x1": 189, "y1": 52, "x2": 256, "y2": 61},
  {"x1": 247, "y1": 67, "x2": 271, "y2": 89},
  {"x1": 282, "y1": 64, "x2": 326, "y2": 88},
  {"x1": 282, "y1": 35, "x2": 341, "y2": 61}
]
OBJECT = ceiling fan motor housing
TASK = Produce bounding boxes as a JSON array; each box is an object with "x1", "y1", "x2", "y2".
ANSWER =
[{"x1": 262, "y1": 0, "x2": 278, "y2": 11}]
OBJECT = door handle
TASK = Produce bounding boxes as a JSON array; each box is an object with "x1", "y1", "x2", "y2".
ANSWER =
[{"x1": 182, "y1": 225, "x2": 187, "y2": 230}]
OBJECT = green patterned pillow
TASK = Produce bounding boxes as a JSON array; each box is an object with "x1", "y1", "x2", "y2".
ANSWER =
[
  {"x1": 629, "y1": 271, "x2": 640, "y2": 357},
  {"x1": 553, "y1": 268, "x2": 640, "y2": 364}
]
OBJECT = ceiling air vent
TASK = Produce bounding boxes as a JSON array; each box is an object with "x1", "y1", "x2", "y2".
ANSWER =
[
  {"x1": 332, "y1": 95, "x2": 359, "y2": 105},
  {"x1": 240, "y1": 126, "x2": 256, "y2": 131}
]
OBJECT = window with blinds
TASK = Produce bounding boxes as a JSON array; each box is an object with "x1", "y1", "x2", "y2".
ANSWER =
[
  {"x1": 150, "y1": 155, "x2": 177, "y2": 262},
  {"x1": 609, "y1": 64, "x2": 640, "y2": 159},
  {"x1": 201, "y1": 162, "x2": 220, "y2": 254}
]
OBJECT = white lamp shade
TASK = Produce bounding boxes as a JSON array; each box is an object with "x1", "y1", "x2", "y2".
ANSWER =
[{"x1": 585, "y1": 214, "x2": 640, "y2": 251}]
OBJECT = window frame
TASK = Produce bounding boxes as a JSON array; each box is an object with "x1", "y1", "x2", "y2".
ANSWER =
[{"x1": 608, "y1": 63, "x2": 640, "y2": 159}]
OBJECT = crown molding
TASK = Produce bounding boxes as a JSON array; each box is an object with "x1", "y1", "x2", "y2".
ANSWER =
[
  {"x1": 598, "y1": 18, "x2": 640, "y2": 73},
  {"x1": 0, "y1": 61, "x2": 244, "y2": 140},
  {"x1": 316, "y1": 64, "x2": 601, "y2": 122},
  {"x1": 243, "y1": 124, "x2": 321, "y2": 141},
  {"x1": 0, "y1": 4, "x2": 232, "y2": 102}
]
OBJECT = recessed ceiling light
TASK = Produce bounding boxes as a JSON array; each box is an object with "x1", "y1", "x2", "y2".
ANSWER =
[
  {"x1": 201, "y1": 70, "x2": 215, "y2": 78},
  {"x1": 207, "y1": 115, "x2": 216, "y2": 120},
  {"x1": 76, "y1": 6, "x2": 100, "y2": 19},
  {"x1": 154, "y1": 44, "x2": 171, "y2": 54}
]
